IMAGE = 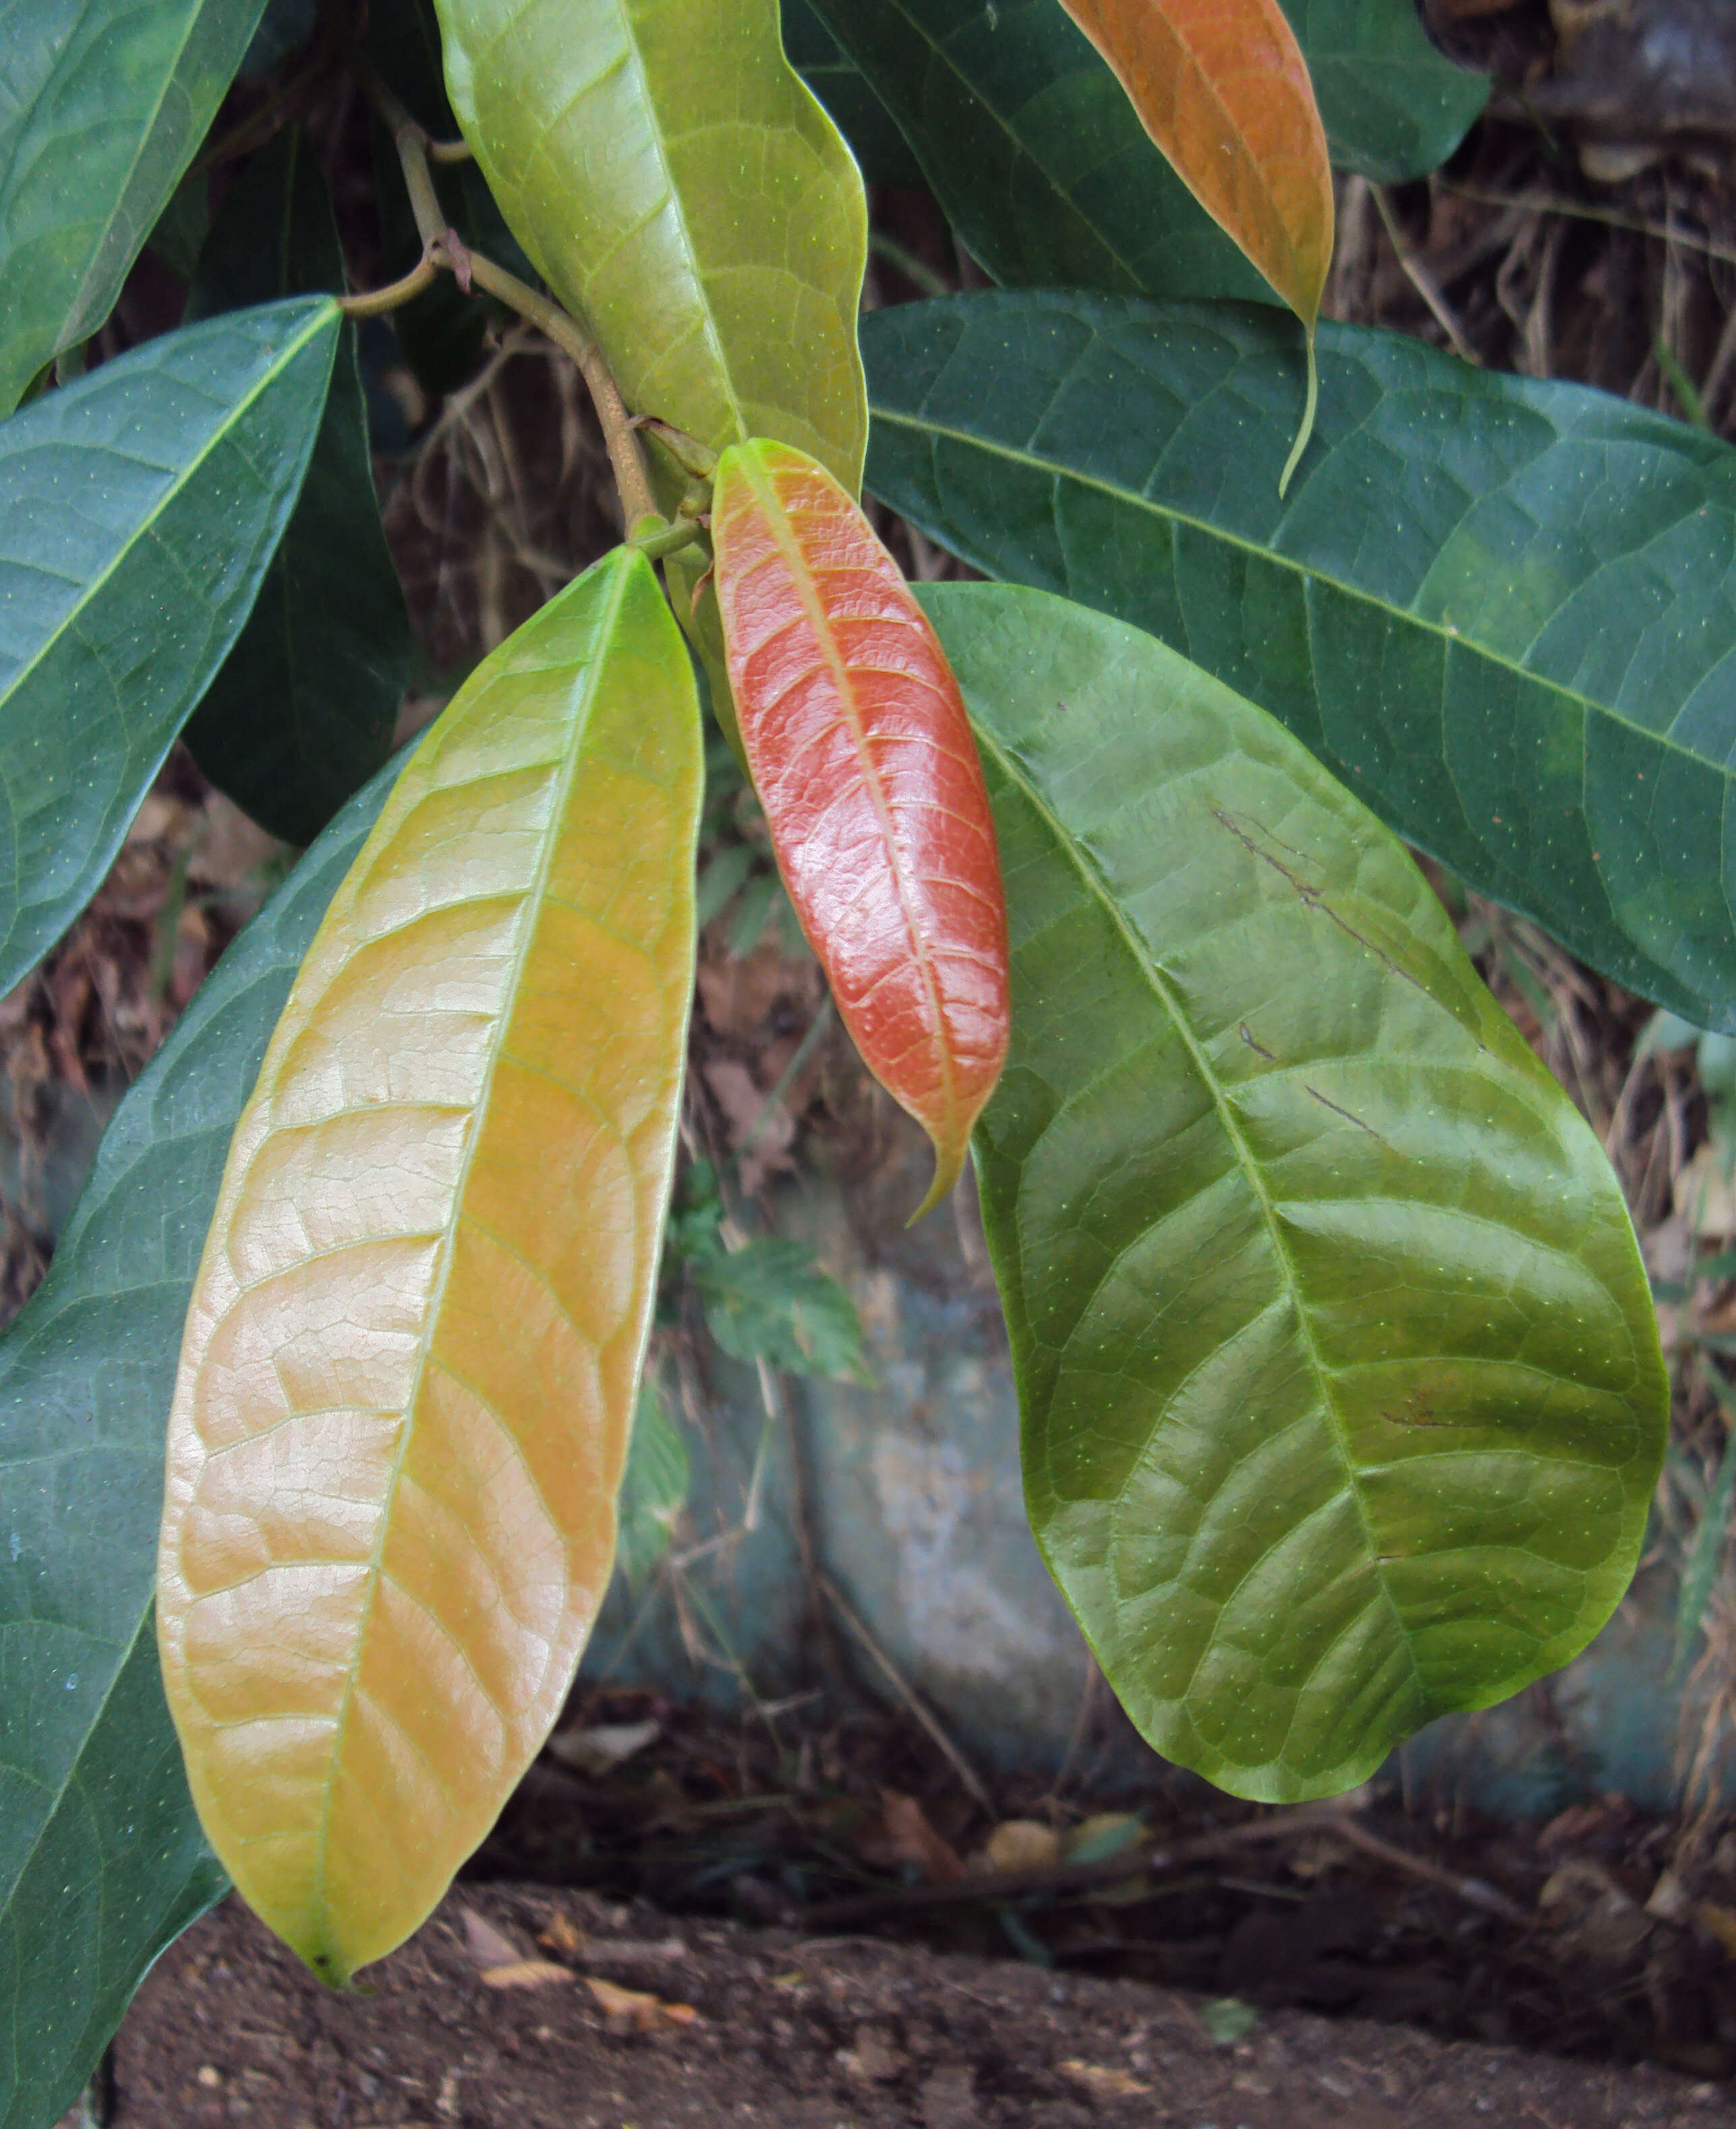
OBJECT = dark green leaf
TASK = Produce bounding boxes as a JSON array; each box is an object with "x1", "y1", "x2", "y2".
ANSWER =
[
  {"x1": 801, "y1": 0, "x2": 1270, "y2": 302},
  {"x1": 0, "y1": 297, "x2": 337, "y2": 996},
  {"x1": 782, "y1": 0, "x2": 926, "y2": 188},
  {"x1": 183, "y1": 132, "x2": 409, "y2": 843},
  {"x1": 0, "y1": 756, "x2": 398, "y2": 2129},
  {"x1": 865, "y1": 291, "x2": 1736, "y2": 1031},
  {"x1": 1275, "y1": 0, "x2": 1487, "y2": 183},
  {"x1": 616, "y1": 1378, "x2": 690, "y2": 1588},
  {"x1": 0, "y1": 0, "x2": 267, "y2": 413},
  {"x1": 696, "y1": 1239, "x2": 867, "y2": 1382},
  {"x1": 145, "y1": 175, "x2": 211, "y2": 283},
  {"x1": 922, "y1": 579, "x2": 1666, "y2": 1800},
  {"x1": 239, "y1": 0, "x2": 316, "y2": 75}
]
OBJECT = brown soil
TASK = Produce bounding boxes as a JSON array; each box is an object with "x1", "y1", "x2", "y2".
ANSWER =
[{"x1": 84, "y1": 1885, "x2": 1736, "y2": 2129}]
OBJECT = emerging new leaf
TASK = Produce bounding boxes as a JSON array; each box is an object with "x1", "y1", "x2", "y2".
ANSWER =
[
  {"x1": 156, "y1": 546, "x2": 701, "y2": 1983},
  {"x1": 712, "y1": 438, "x2": 1009, "y2": 1218},
  {"x1": 927, "y1": 581, "x2": 1669, "y2": 1802}
]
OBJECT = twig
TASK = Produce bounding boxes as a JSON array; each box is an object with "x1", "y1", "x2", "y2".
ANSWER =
[
  {"x1": 1438, "y1": 180, "x2": 1736, "y2": 275},
  {"x1": 1370, "y1": 185, "x2": 1480, "y2": 366},
  {"x1": 357, "y1": 55, "x2": 656, "y2": 530},
  {"x1": 820, "y1": 1574, "x2": 995, "y2": 1813},
  {"x1": 337, "y1": 253, "x2": 438, "y2": 318},
  {"x1": 791, "y1": 1802, "x2": 1534, "y2": 1931},
  {"x1": 1322, "y1": 1815, "x2": 1530, "y2": 1924}
]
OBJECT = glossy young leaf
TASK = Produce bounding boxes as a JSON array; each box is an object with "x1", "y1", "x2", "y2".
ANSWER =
[
  {"x1": 925, "y1": 581, "x2": 1667, "y2": 1800},
  {"x1": 1051, "y1": 0, "x2": 1333, "y2": 334},
  {"x1": 0, "y1": 297, "x2": 337, "y2": 999},
  {"x1": 158, "y1": 546, "x2": 701, "y2": 1984},
  {"x1": 435, "y1": 0, "x2": 867, "y2": 489},
  {"x1": 0, "y1": 755, "x2": 399, "y2": 2129},
  {"x1": 1276, "y1": 0, "x2": 1486, "y2": 184},
  {"x1": 782, "y1": 0, "x2": 925, "y2": 188},
  {"x1": 863, "y1": 291, "x2": 1736, "y2": 1033},
  {"x1": 183, "y1": 130, "x2": 410, "y2": 845},
  {"x1": 0, "y1": 0, "x2": 267, "y2": 413},
  {"x1": 801, "y1": 0, "x2": 1270, "y2": 303},
  {"x1": 712, "y1": 438, "x2": 1008, "y2": 1216}
]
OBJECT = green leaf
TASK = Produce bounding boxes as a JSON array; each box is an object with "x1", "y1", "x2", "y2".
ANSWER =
[
  {"x1": 0, "y1": 295, "x2": 337, "y2": 996},
  {"x1": 434, "y1": 0, "x2": 868, "y2": 486},
  {"x1": 864, "y1": 291, "x2": 1736, "y2": 1032},
  {"x1": 782, "y1": 0, "x2": 926, "y2": 188},
  {"x1": 182, "y1": 132, "x2": 409, "y2": 845},
  {"x1": 0, "y1": 0, "x2": 268, "y2": 414},
  {"x1": 801, "y1": 0, "x2": 1270, "y2": 302},
  {"x1": 695, "y1": 1238, "x2": 868, "y2": 1381},
  {"x1": 616, "y1": 1377, "x2": 690, "y2": 1588},
  {"x1": 922, "y1": 580, "x2": 1667, "y2": 1801},
  {"x1": 1275, "y1": 0, "x2": 1487, "y2": 183},
  {"x1": 0, "y1": 755, "x2": 398, "y2": 2129}
]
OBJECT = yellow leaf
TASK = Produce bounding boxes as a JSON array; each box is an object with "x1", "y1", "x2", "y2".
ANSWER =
[{"x1": 156, "y1": 546, "x2": 701, "y2": 1985}]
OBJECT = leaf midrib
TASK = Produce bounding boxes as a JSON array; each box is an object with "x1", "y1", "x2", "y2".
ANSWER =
[
  {"x1": 872, "y1": 403, "x2": 1718, "y2": 782},
  {"x1": 304, "y1": 557, "x2": 631, "y2": 1960},
  {"x1": 968, "y1": 713, "x2": 1416, "y2": 1691},
  {"x1": 0, "y1": 302, "x2": 337, "y2": 762}
]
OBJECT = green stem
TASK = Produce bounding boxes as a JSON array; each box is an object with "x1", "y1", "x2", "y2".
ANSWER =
[
  {"x1": 1279, "y1": 330, "x2": 1318, "y2": 501},
  {"x1": 337, "y1": 252, "x2": 438, "y2": 318},
  {"x1": 357, "y1": 56, "x2": 656, "y2": 532}
]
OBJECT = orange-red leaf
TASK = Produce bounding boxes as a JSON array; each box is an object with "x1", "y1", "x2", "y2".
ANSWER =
[
  {"x1": 1056, "y1": 0, "x2": 1333, "y2": 330},
  {"x1": 156, "y1": 548, "x2": 700, "y2": 1983},
  {"x1": 711, "y1": 438, "x2": 1009, "y2": 1218}
]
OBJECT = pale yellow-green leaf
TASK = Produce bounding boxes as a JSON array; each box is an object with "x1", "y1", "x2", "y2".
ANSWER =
[{"x1": 156, "y1": 546, "x2": 701, "y2": 1983}]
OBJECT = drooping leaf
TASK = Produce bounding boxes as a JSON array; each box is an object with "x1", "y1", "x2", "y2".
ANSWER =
[
  {"x1": 712, "y1": 438, "x2": 1008, "y2": 1216},
  {"x1": 615, "y1": 1377, "x2": 689, "y2": 1589},
  {"x1": 0, "y1": 297, "x2": 337, "y2": 998},
  {"x1": 157, "y1": 546, "x2": 701, "y2": 1985},
  {"x1": 923, "y1": 579, "x2": 1667, "y2": 1802},
  {"x1": 0, "y1": 0, "x2": 268, "y2": 414},
  {"x1": 435, "y1": 0, "x2": 867, "y2": 488},
  {"x1": 801, "y1": 0, "x2": 1270, "y2": 303},
  {"x1": 0, "y1": 754, "x2": 401, "y2": 2129},
  {"x1": 695, "y1": 1237, "x2": 867, "y2": 1381},
  {"x1": 863, "y1": 290, "x2": 1736, "y2": 1033},
  {"x1": 1275, "y1": 0, "x2": 1486, "y2": 184},
  {"x1": 183, "y1": 130, "x2": 409, "y2": 845},
  {"x1": 781, "y1": 0, "x2": 926, "y2": 188},
  {"x1": 1050, "y1": 0, "x2": 1333, "y2": 339}
]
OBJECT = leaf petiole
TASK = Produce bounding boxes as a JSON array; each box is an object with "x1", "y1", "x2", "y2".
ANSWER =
[{"x1": 1278, "y1": 329, "x2": 1317, "y2": 500}]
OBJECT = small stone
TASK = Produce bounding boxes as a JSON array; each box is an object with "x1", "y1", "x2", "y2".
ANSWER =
[{"x1": 196, "y1": 2067, "x2": 222, "y2": 2089}]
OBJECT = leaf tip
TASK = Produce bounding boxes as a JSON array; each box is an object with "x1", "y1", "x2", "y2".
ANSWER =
[
  {"x1": 1278, "y1": 329, "x2": 1320, "y2": 501},
  {"x1": 907, "y1": 1136, "x2": 970, "y2": 1226}
]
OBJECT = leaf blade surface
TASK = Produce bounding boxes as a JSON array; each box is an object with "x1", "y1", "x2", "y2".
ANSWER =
[
  {"x1": 803, "y1": 0, "x2": 1271, "y2": 303},
  {"x1": 183, "y1": 130, "x2": 410, "y2": 843},
  {"x1": 1051, "y1": 0, "x2": 1333, "y2": 327},
  {"x1": 0, "y1": 0, "x2": 266, "y2": 411},
  {"x1": 925, "y1": 580, "x2": 1667, "y2": 1800},
  {"x1": 435, "y1": 0, "x2": 867, "y2": 487},
  {"x1": 157, "y1": 547, "x2": 701, "y2": 1982},
  {"x1": 0, "y1": 759, "x2": 399, "y2": 2129},
  {"x1": 0, "y1": 296, "x2": 339, "y2": 994},
  {"x1": 1277, "y1": 0, "x2": 1485, "y2": 183},
  {"x1": 863, "y1": 289, "x2": 1736, "y2": 1031},
  {"x1": 713, "y1": 438, "x2": 1008, "y2": 1214}
]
